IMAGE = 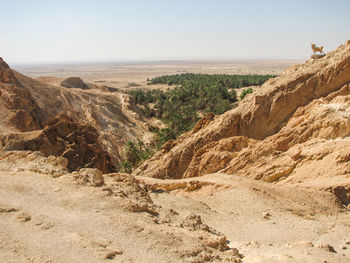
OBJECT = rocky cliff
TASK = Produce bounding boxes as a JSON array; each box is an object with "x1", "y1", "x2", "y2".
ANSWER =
[
  {"x1": 0, "y1": 58, "x2": 160, "y2": 172},
  {"x1": 133, "y1": 41, "x2": 350, "y2": 202},
  {"x1": 0, "y1": 58, "x2": 43, "y2": 132}
]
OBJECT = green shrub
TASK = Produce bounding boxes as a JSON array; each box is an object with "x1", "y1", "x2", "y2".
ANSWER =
[
  {"x1": 120, "y1": 160, "x2": 133, "y2": 173},
  {"x1": 240, "y1": 88, "x2": 253, "y2": 99},
  {"x1": 121, "y1": 140, "x2": 153, "y2": 173},
  {"x1": 153, "y1": 128, "x2": 177, "y2": 150}
]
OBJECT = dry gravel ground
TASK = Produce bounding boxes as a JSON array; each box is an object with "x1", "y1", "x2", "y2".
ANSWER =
[
  {"x1": 144, "y1": 174, "x2": 350, "y2": 262},
  {"x1": 0, "y1": 151, "x2": 349, "y2": 263}
]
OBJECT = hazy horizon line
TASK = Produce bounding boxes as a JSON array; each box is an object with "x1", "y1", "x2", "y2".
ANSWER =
[{"x1": 11, "y1": 56, "x2": 307, "y2": 67}]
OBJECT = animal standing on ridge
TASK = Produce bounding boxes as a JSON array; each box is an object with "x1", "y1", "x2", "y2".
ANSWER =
[{"x1": 311, "y1": 44, "x2": 325, "y2": 55}]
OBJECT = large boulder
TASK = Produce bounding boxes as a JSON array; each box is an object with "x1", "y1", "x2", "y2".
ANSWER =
[{"x1": 61, "y1": 77, "x2": 88, "y2": 90}]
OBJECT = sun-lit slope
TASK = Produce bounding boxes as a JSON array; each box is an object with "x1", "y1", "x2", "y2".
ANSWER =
[
  {"x1": 0, "y1": 151, "x2": 349, "y2": 263},
  {"x1": 133, "y1": 41, "x2": 350, "y2": 197},
  {"x1": 0, "y1": 151, "x2": 244, "y2": 263},
  {"x1": 0, "y1": 58, "x2": 161, "y2": 171}
]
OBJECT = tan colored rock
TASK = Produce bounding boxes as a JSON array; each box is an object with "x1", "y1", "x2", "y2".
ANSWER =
[
  {"x1": 317, "y1": 244, "x2": 337, "y2": 253},
  {"x1": 46, "y1": 155, "x2": 68, "y2": 168},
  {"x1": 0, "y1": 57, "x2": 18, "y2": 84},
  {"x1": 78, "y1": 168, "x2": 104, "y2": 187},
  {"x1": 3, "y1": 115, "x2": 115, "y2": 173},
  {"x1": 0, "y1": 75, "x2": 41, "y2": 132},
  {"x1": 15, "y1": 212, "x2": 31, "y2": 222},
  {"x1": 202, "y1": 235, "x2": 229, "y2": 251},
  {"x1": 180, "y1": 213, "x2": 203, "y2": 230},
  {"x1": 122, "y1": 200, "x2": 158, "y2": 215},
  {"x1": 0, "y1": 57, "x2": 162, "y2": 172},
  {"x1": 227, "y1": 248, "x2": 240, "y2": 257},
  {"x1": 192, "y1": 112, "x2": 214, "y2": 134},
  {"x1": 26, "y1": 151, "x2": 44, "y2": 161},
  {"x1": 56, "y1": 156, "x2": 68, "y2": 168},
  {"x1": 60, "y1": 77, "x2": 88, "y2": 90},
  {"x1": 133, "y1": 41, "x2": 350, "y2": 198}
]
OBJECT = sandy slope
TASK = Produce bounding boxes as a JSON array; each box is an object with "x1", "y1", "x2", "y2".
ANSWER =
[
  {"x1": 144, "y1": 173, "x2": 350, "y2": 262},
  {"x1": 0, "y1": 151, "x2": 350, "y2": 263}
]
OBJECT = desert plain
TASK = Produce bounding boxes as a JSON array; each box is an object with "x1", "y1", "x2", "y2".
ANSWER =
[{"x1": 15, "y1": 59, "x2": 302, "y2": 90}]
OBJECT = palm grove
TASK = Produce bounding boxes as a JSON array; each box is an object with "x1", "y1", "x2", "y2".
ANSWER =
[{"x1": 121, "y1": 73, "x2": 276, "y2": 172}]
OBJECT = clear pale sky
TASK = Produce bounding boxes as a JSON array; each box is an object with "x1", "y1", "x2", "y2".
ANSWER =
[{"x1": 1, "y1": 0, "x2": 349, "y2": 64}]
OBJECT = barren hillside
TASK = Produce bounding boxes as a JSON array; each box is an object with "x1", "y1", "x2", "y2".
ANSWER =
[
  {"x1": 133, "y1": 41, "x2": 350, "y2": 206},
  {"x1": 1, "y1": 41, "x2": 350, "y2": 263},
  {"x1": 1, "y1": 151, "x2": 350, "y2": 263},
  {"x1": 0, "y1": 58, "x2": 161, "y2": 171}
]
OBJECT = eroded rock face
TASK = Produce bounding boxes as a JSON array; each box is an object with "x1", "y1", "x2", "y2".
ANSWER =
[
  {"x1": 32, "y1": 115, "x2": 115, "y2": 173},
  {"x1": 133, "y1": 41, "x2": 350, "y2": 185},
  {"x1": 2, "y1": 115, "x2": 115, "y2": 173},
  {"x1": 220, "y1": 85, "x2": 350, "y2": 182},
  {"x1": 0, "y1": 58, "x2": 42, "y2": 132},
  {"x1": 0, "y1": 58, "x2": 17, "y2": 84},
  {"x1": 0, "y1": 57, "x2": 160, "y2": 172},
  {"x1": 191, "y1": 112, "x2": 214, "y2": 134}
]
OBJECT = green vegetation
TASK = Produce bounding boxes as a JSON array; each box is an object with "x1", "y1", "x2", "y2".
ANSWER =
[
  {"x1": 148, "y1": 73, "x2": 276, "y2": 89},
  {"x1": 240, "y1": 87, "x2": 253, "y2": 99},
  {"x1": 123, "y1": 73, "x2": 276, "y2": 170},
  {"x1": 120, "y1": 140, "x2": 153, "y2": 173},
  {"x1": 129, "y1": 83, "x2": 237, "y2": 137},
  {"x1": 153, "y1": 128, "x2": 176, "y2": 150}
]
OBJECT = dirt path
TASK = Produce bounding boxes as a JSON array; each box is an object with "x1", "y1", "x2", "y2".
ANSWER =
[{"x1": 1, "y1": 152, "x2": 350, "y2": 262}]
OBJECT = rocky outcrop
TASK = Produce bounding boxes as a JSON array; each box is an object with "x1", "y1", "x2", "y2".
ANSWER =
[
  {"x1": 219, "y1": 84, "x2": 350, "y2": 181},
  {"x1": 191, "y1": 112, "x2": 214, "y2": 134},
  {"x1": 1, "y1": 115, "x2": 115, "y2": 173},
  {"x1": 0, "y1": 58, "x2": 42, "y2": 132},
  {"x1": 0, "y1": 58, "x2": 17, "y2": 84},
  {"x1": 0, "y1": 150, "x2": 69, "y2": 177},
  {"x1": 60, "y1": 77, "x2": 88, "y2": 90},
  {"x1": 0, "y1": 58, "x2": 161, "y2": 171},
  {"x1": 75, "y1": 168, "x2": 105, "y2": 187},
  {"x1": 133, "y1": 41, "x2": 350, "y2": 183}
]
